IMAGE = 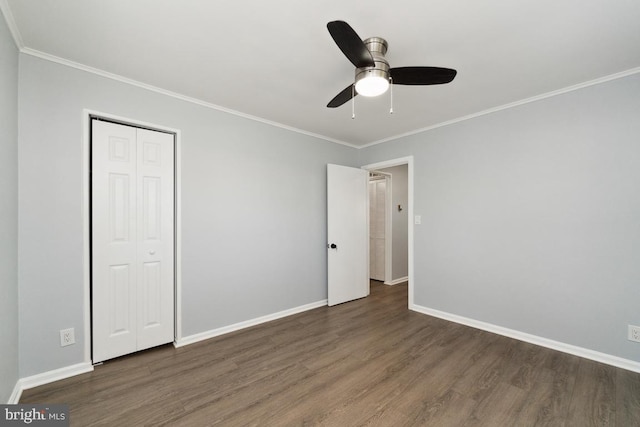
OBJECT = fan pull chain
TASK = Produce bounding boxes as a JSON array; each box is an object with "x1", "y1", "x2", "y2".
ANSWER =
[
  {"x1": 389, "y1": 77, "x2": 394, "y2": 114},
  {"x1": 351, "y1": 85, "x2": 356, "y2": 119}
]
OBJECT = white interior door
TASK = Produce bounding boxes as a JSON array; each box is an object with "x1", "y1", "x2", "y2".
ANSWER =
[
  {"x1": 92, "y1": 120, "x2": 174, "y2": 363},
  {"x1": 327, "y1": 164, "x2": 369, "y2": 306},
  {"x1": 369, "y1": 179, "x2": 386, "y2": 281}
]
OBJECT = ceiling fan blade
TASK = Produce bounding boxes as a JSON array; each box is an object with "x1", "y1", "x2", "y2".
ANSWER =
[
  {"x1": 327, "y1": 84, "x2": 356, "y2": 108},
  {"x1": 327, "y1": 21, "x2": 375, "y2": 68},
  {"x1": 390, "y1": 67, "x2": 457, "y2": 85}
]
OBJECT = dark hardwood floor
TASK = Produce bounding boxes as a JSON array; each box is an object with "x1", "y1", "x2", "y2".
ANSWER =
[{"x1": 21, "y1": 281, "x2": 640, "y2": 426}]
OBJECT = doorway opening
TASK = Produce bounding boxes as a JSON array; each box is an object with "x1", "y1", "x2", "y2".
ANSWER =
[{"x1": 362, "y1": 156, "x2": 413, "y2": 307}]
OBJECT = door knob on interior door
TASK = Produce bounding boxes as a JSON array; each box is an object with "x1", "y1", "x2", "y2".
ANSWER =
[
  {"x1": 327, "y1": 243, "x2": 337, "y2": 249},
  {"x1": 149, "y1": 250, "x2": 156, "y2": 255}
]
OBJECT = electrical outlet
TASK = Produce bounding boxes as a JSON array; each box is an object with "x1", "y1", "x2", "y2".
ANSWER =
[
  {"x1": 60, "y1": 328, "x2": 75, "y2": 347},
  {"x1": 629, "y1": 325, "x2": 640, "y2": 343}
]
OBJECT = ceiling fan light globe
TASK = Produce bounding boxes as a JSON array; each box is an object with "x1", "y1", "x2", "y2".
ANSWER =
[{"x1": 355, "y1": 75, "x2": 389, "y2": 97}]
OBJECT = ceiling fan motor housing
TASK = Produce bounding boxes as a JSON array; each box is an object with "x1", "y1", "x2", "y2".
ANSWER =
[{"x1": 355, "y1": 37, "x2": 390, "y2": 95}]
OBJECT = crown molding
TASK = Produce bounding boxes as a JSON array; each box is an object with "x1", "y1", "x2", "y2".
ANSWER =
[
  {"x1": 19, "y1": 46, "x2": 358, "y2": 149},
  {"x1": 0, "y1": 0, "x2": 24, "y2": 49},
  {"x1": 8, "y1": 6, "x2": 640, "y2": 151},
  {"x1": 362, "y1": 66, "x2": 640, "y2": 149}
]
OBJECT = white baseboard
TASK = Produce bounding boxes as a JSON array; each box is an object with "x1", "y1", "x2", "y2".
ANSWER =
[
  {"x1": 8, "y1": 381, "x2": 22, "y2": 404},
  {"x1": 14, "y1": 362, "x2": 94, "y2": 400},
  {"x1": 384, "y1": 276, "x2": 408, "y2": 286},
  {"x1": 9, "y1": 300, "x2": 328, "y2": 401},
  {"x1": 20, "y1": 363, "x2": 95, "y2": 390},
  {"x1": 175, "y1": 299, "x2": 328, "y2": 348},
  {"x1": 411, "y1": 303, "x2": 640, "y2": 374}
]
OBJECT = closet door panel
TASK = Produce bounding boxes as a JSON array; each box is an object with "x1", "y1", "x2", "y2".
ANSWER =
[
  {"x1": 92, "y1": 121, "x2": 138, "y2": 363},
  {"x1": 92, "y1": 121, "x2": 174, "y2": 362}
]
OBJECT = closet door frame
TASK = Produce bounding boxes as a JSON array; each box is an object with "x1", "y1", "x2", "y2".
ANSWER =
[{"x1": 82, "y1": 110, "x2": 182, "y2": 365}]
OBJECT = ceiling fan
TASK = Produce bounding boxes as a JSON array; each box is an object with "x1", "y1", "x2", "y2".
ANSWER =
[{"x1": 326, "y1": 20, "x2": 457, "y2": 108}]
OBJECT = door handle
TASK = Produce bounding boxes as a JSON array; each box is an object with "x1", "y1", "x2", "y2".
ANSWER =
[
  {"x1": 327, "y1": 243, "x2": 337, "y2": 249},
  {"x1": 149, "y1": 250, "x2": 156, "y2": 255}
]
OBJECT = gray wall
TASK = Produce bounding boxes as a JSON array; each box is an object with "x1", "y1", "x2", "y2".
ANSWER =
[
  {"x1": 17, "y1": 54, "x2": 357, "y2": 377},
  {"x1": 0, "y1": 13, "x2": 20, "y2": 402},
  {"x1": 378, "y1": 165, "x2": 408, "y2": 281},
  {"x1": 359, "y1": 73, "x2": 640, "y2": 362}
]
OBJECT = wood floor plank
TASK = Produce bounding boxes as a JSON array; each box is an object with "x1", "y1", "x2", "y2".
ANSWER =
[
  {"x1": 390, "y1": 329, "x2": 493, "y2": 416},
  {"x1": 463, "y1": 381, "x2": 529, "y2": 426},
  {"x1": 566, "y1": 359, "x2": 617, "y2": 426},
  {"x1": 214, "y1": 355, "x2": 367, "y2": 426},
  {"x1": 174, "y1": 363, "x2": 315, "y2": 426},
  {"x1": 615, "y1": 367, "x2": 640, "y2": 427},
  {"x1": 19, "y1": 281, "x2": 640, "y2": 426},
  {"x1": 513, "y1": 351, "x2": 580, "y2": 426},
  {"x1": 400, "y1": 389, "x2": 478, "y2": 427},
  {"x1": 514, "y1": 368, "x2": 567, "y2": 426},
  {"x1": 503, "y1": 340, "x2": 553, "y2": 392},
  {"x1": 450, "y1": 334, "x2": 515, "y2": 400}
]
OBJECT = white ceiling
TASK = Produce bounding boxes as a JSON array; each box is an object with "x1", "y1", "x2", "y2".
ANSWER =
[{"x1": 4, "y1": 0, "x2": 640, "y2": 147}]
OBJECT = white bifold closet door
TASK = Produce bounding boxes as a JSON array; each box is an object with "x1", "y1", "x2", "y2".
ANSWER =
[
  {"x1": 92, "y1": 120, "x2": 174, "y2": 363},
  {"x1": 369, "y1": 179, "x2": 386, "y2": 281}
]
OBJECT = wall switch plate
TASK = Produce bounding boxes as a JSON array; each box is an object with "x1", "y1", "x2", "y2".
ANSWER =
[
  {"x1": 414, "y1": 215, "x2": 422, "y2": 225},
  {"x1": 628, "y1": 325, "x2": 640, "y2": 343},
  {"x1": 60, "y1": 328, "x2": 75, "y2": 347}
]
